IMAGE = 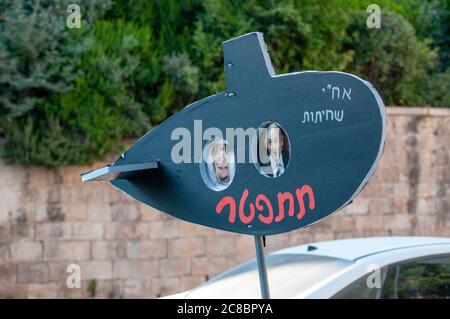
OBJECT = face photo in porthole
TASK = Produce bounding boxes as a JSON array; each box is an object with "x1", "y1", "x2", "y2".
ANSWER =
[
  {"x1": 200, "y1": 139, "x2": 235, "y2": 191},
  {"x1": 255, "y1": 122, "x2": 290, "y2": 178}
]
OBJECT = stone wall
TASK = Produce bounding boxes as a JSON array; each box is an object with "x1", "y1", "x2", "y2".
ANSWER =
[{"x1": 0, "y1": 107, "x2": 449, "y2": 298}]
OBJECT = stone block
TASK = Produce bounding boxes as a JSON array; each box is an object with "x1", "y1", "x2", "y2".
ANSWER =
[
  {"x1": 71, "y1": 223, "x2": 104, "y2": 240},
  {"x1": 10, "y1": 240, "x2": 42, "y2": 262},
  {"x1": 206, "y1": 236, "x2": 235, "y2": 256},
  {"x1": 92, "y1": 240, "x2": 126, "y2": 260},
  {"x1": 78, "y1": 260, "x2": 113, "y2": 280},
  {"x1": 111, "y1": 202, "x2": 140, "y2": 221},
  {"x1": 113, "y1": 259, "x2": 160, "y2": 279},
  {"x1": 43, "y1": 241, "x2": 90, "y2": 261},
  {"x1": 126, "y1": 239, "x2": 167, "y2": 259},
  {"x1": 160, "y1": 258, "x2": 191, "y2": 276},
  {"x1": 148, "y1": 220, "x2": 179, "y2": 239},
  {"x1": 17, "y1": 263, "x2": 51, "y2": 283},
  {"x1": 35, "y1": 222, "x2": 72, "y2": 240},
  {"x1": 168, "y1": 238, "x2": 206, "y2": 257}
]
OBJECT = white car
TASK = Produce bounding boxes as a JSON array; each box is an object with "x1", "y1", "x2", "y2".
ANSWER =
[{"x1": 165, "y1": 236, "x2": 450, "y2": 299}]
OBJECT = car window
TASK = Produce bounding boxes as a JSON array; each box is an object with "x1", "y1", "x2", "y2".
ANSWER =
[
  {"x1": 332, "y1": 267, "x2": 388, "y2": 299},
  {"x1": 334, "y1": 254, "x2": 450, "y2": 299},
  {"x1": 383, "y1": 255, "x2": 450, "y2": 299}
]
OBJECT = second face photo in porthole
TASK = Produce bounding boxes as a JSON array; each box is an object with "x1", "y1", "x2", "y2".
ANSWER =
[{"x1": 254, "y1": 122, "x2": 291, "y2": 178}]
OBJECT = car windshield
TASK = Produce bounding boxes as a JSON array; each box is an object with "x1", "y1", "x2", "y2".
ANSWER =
[{"x1": 186, "y1": 253, "x2": 353, "y2": 298}]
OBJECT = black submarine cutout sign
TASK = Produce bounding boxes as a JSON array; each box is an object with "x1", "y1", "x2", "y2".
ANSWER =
[{"x1": 82, "y1": 32, "x2": 386, "y2": 237}]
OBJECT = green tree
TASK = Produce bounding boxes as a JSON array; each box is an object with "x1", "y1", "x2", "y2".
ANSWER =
[
  {"x1": 344, "y1": 11, "x2": 437, "y2": 106},
  {"x1": 0, "y1": 1, "x2": 154, "y2": 166}
]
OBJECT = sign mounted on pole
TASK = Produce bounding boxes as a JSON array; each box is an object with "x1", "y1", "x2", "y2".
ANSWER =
[{"x1": 82, "y1": 32, "x2": 386, "y2": 237}]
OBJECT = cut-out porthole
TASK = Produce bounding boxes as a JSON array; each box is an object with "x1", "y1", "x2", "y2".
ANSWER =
[
  {"x1": 200, "y1": 138, "x2": 236, "y2": 191},
  {"x1": 253, "y1": 121, "x2": 291, "y2": 178}
]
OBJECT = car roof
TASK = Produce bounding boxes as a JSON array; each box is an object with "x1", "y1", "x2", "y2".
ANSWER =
[{"x1": 273, "y1": 236, "x2": 450, "y2": 261}]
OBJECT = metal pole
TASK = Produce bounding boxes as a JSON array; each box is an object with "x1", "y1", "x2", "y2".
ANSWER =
[{"x1": 254, "y1": 235, "x2": 270, "y2": 299}]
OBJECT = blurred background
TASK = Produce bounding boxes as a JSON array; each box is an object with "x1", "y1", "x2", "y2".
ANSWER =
[{"x1": 0, "y1": 0, "x2": 449, "y2": 298}]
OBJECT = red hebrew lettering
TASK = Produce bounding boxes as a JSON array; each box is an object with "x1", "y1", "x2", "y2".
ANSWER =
[
  {"x1": 255, "y1": 194, "x2": 274, "y2": 224},
  {"x1": 239, "y1": 189, "x2": 255, "y2": 224},
  {"x1": 216, "y1": 196, "x2": 236, "y2": 223},
  {"x1": 276, "y1": 192, "x2": 295, "y2": 222},
  {"x1": 216, "y1": 184, "x2": 315, "y2": 225},
  {"x1": 295, "y1": 185, "x2": 315, "y2": 220}
]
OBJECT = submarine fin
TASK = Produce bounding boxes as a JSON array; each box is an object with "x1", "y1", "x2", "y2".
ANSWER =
[
  {"x1": 81, "y1": 161, "x2": 159, "y2": 182},
  {"x1": 223, "y1": 32, "x2": 276, "y2": 96}
]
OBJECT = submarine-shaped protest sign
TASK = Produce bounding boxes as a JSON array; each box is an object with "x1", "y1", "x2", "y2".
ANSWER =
[{"x1": 82, "y1": 32, "x2": 386, "y2": 299}]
